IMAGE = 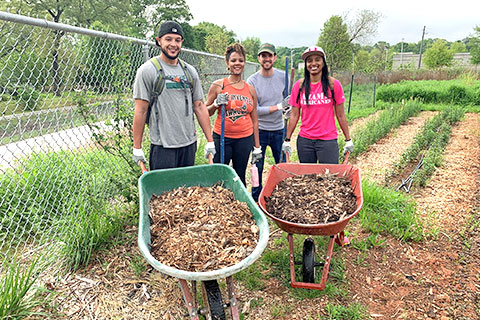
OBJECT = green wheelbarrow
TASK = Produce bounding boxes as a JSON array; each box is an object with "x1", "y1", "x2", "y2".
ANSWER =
[{"x1": 138, "y1": 164, "x2": 269, "y2": 319}]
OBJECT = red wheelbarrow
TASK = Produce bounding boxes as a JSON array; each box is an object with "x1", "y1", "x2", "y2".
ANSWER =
[{"x1": 258, "y1": 159, "x2": 363, "y2": 290}]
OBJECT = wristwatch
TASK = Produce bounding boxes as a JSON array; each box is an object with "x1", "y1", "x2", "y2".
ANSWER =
[{"x1": 284, "y1": 138, "x2": 291, "y2": 142}]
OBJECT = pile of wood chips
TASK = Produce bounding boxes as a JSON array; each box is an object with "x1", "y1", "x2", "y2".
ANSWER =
[
  {"x1": 149, "y1": 184, "x2": 259, "y2": 272},
  {"x1": 265, "y1": 170, "x2": 357, "y2": 224}
]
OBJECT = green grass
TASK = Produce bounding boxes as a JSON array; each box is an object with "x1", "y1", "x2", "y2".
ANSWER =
[
  {"x1": 0, "y1": 256, "x2": 52, "y2": 319},
  {"x1": 360, "y1": 179, "x2": 426, "y2": 242},
  {"x1": 321, "y1": 302, "x2": 369, "y2": 320},
  {"x1": 0, "y1": 149, "x2": 136, "y2": 270}
]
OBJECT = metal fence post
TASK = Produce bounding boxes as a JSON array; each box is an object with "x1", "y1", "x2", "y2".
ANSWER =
[
  {"x1": 142, "y1": 44, "x2": 150, "y2": 62},
  {"x1": 347, "y1": 74, "x2": 354, "y2": 114},
  {"x1": 373, "y1": 75, "x2": 377, "y2": 109}
]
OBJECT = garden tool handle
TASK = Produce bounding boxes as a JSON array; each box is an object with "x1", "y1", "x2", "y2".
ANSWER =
[
  {"x1": 208, "y1": 153, "x2": 213, "y2": 164},
  {"x1": 139, "y1": 161, "x2": 148, "y2": 174}
]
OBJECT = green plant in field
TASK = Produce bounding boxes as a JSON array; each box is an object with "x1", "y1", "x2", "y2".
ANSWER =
[
  {"x1": 360, "y1": 179, "x2": 425, "y2": 242},
  {"x1": 322, "y1": 302, "x2": 369, "y2": 320},
  {"x1": 130, "y1": 255, "x2": 147, "y2": 278},
  {"x1": 351, "y1": 234, "x2": 386, "y2": 252},
  {"x1": 0, "y1": 257, "x2": 52, "y2": 319},
  {"x1": 343, "y1": 101, "x2": 422, "y2": 159},
  {"x1": 270, "y1": 304, "x2": 292, "y2": 317}
]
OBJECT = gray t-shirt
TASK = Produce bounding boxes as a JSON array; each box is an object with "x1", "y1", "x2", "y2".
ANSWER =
[
  {"x1": 133, "y1": 57, "x2": 204, "y2": 147},
  {"x1": 247, "y1": 69, "x2": 285, "y2": 131}
]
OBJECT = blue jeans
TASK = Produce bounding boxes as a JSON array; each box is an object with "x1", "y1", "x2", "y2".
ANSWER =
[{"x1": 251, "y1": 129, "x2": 284, "y2": 202}]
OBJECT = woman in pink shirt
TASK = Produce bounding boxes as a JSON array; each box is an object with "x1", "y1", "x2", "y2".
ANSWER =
[{"x1": 282, "y1": 46, "x2": 353, "y2": 164}]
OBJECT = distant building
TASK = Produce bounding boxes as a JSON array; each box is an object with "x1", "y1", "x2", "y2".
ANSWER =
[{"x1": 392, "y1": 52, "x2": 477, "y2": 69}]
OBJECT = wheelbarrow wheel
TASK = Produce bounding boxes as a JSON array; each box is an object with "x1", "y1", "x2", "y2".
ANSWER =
[
  {"x1": 201, "y1": 280, "x2": 226, "y2": 320},
  {"x1": 302, "y1": 238, "x2": 316, "y2": 283}
]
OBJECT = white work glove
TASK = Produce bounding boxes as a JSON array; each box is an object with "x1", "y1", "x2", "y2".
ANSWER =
[
  {"x1": 343, "y1": 139, "x2": 354, "y2": 155},
  {"x1": 204, "y1": 141, "x2": 216, "y2": 159},
  {"x1": 132, "y1": 147, "x2": 146, "y2": 165},
  {"x1": 282, "y1": 141, "x2": 292, "y2": 155},
  {"x1": 251, "y1": 146, "x2": 262, "y2": 164},
  {"x1": 214, "y1": 93, "x2": 229, "y2": 108},
  {"x1": 276, "y1": 95, "x2": 290, "y2": 111}
]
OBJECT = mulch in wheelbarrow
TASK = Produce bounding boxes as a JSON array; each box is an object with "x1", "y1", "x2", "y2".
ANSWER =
[
  {"x1": 264, "y1": 170, "x2": 357, "y2": 224},
  {"x1": 149, "y1": 183, "x2": 259, "y2": 272}
]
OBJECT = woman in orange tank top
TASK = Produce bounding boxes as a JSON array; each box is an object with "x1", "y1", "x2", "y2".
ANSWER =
[{"x1": 206, "y1": 43, "x2": 261, "y2": 186}]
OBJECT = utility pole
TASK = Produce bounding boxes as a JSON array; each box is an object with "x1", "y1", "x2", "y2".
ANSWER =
[
  {"x1": 400, "y1": 38, "x2": 404, "y2": 66},
  {"x1": 418, "y1": 26, "x2": 426, "y2": 69}
]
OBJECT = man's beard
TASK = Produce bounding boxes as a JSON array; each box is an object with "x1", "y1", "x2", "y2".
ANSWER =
[
  {"x1": 161, "y1": 46, "x2": 179, "y2": 60},
  {"x1": 261, "y1": 63, "x2": 273, "y2": 71}
]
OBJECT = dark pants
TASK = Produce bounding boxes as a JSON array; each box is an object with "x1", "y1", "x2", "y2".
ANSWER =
[
  {"x1": 149, "y1": 142, "x2": 197, "y2": 170},
  {"x1": 297, "y1": 136, "x2": 339, "y2": 164},
  {"x1": 251, "y1": 128, "x2": 284, "y2": 202},
  {"x1": 213, "y1": 132, "x2": 254, "y2": 186}
]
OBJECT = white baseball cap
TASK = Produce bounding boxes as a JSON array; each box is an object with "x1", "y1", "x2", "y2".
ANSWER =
[{"x1": 301, "y1": 46, "x2": 326, "y2": 60}]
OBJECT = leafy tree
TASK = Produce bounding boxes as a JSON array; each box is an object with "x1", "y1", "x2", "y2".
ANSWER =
[
  {"x1": 318, "y1": 10, "x2": 381, "y2": 72},
  {"x1": 194, "y1": 22, "x2": 236, "y2": 55},
  {"x1": 317, "y1": 15, "x2": 352, "y2": 71},
  {"x1": 354, "y1": 49, "x2": 372, "y2": 73},
  {"x1": 469, "y1": 26, "x2": 480, "y2": 65},
  {"x1": 146, "y1": 0, "x2": 193, "y2": 36},
  {"x1": 347, "y1": 9, "x2": 382, "y2": 45},
  {"x1": 242, "y1": 37, "x2": 261, "y2": 62},
  {"x1": 423, "y1": 39, "x2": 454, "y2": 69},
  {"x1": 450, "y1": 41, "x2": 467, "y2": 53}
]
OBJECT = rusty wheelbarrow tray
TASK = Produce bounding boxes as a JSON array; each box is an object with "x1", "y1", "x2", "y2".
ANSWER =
[{"x1": 258, "y1": 162, "x2": 363, "y2": 290}]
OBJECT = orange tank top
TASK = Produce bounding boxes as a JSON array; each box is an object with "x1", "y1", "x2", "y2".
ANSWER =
[{"x1": 213, "y1": 78, "x2": 254, "y2": 138}]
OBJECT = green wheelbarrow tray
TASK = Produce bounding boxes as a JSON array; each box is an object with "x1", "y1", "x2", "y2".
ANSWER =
[{"x1": 138, "y1": 164, "x2": 270, "y2": 281}]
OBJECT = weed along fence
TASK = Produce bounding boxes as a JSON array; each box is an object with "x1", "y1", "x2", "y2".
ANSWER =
[{"x1": 0, "y1": 11, "x2": 258, "y2": 277}]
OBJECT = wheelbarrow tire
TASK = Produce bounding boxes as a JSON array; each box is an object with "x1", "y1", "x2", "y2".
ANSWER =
[
  {"x1": 302, "y1": 238, "x2": 315, "y2": 283},
  {"x1": 201, "y1": 280, "x2": 226, "y2": 320}
]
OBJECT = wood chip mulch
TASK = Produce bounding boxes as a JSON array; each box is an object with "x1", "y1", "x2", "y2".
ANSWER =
[
  {"x1": 264, "y1": 171, "x2": 357, "y2": 224},
  {"x1": 148, "y1": 184, "x2": 259, "y2": 272}
]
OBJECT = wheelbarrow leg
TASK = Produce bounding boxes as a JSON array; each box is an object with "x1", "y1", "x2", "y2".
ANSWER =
[
  {"x1": 287, "y1": 233, "x2": 336, "y2": 290},
  {"x1": 178, "y1": 279, "x2": 200, "y2": 320},
  {"x1": 318, "y1": 235, "x2": 336, "y2": 290},
  {"x1": 226, "y1": 276, "x2": 240, "y2": 320}
]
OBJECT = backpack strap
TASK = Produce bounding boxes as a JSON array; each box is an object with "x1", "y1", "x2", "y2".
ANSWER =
[{"x1": 145, "y1": 57, "x2": 196, "y2": 124}]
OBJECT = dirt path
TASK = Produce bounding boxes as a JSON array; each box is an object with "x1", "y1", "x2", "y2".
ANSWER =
[
  {"x1": 350, "y1": 111, "x2": 437, "y2": 183},
  {"x1": 344, "y1": 113, "x2": 480, "y2": 319}
]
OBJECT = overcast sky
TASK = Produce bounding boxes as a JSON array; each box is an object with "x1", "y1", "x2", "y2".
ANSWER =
[{"x1": 185, "y1": 0, "x2": 479, "y2": 48}]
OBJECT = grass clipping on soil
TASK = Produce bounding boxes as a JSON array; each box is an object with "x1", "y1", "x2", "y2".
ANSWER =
[
  {"x1": 265, "y1": 170, "x2": 357, "y2": 224},
  {"x1": 149, "y1": 184, "x2": 258, "y2": 272}
]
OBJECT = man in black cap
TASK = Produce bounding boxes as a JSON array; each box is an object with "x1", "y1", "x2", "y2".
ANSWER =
[{"x1": 132, "y1": 21, "x2": 215, "y2": 170}]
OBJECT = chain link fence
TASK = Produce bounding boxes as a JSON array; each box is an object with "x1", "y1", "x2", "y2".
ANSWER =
[{"x1": 0, "y1": 12, "x2": 259, "y2": 274}]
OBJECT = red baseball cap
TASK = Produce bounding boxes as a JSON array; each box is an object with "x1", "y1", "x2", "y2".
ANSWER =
[{"x1": 301, "y1": 46, "x2": 326, "y2": 60}]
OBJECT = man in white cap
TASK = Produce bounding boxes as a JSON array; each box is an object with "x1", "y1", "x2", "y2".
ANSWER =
[
  {"x1": 246, "y1": 43, "x2": 290, "y2": 202},
  {"x1": 132, "y1": 21, "x2": 215, "y2": 170}
]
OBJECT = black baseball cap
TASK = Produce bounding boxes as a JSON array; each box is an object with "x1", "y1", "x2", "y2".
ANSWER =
[{"x1": 157, "y1": 21, "x2": 184, "y2": 40}]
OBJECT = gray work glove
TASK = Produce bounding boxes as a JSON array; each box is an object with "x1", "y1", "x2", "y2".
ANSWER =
[
  {"x1": 277, "y1": 95, "x2": 292, "y2": 119},
  {"x1": 343, "y1": 139, "x2": 354, "y2": 155},
  {"x1": 132, "y1": 148, "x2": 146, "y2": 165},
  {"x1": 214, "y1": 93, "x2": 229, "y2": 108},
  {"x1": 204, "y1": 141, "x2": 216, "y2": 159},
  {"x1": 251, "y1": 146, "x2": 262, "y2": 164},
  {"x1": 282, "y1": 141, "x2": 292, "y2": 155}
]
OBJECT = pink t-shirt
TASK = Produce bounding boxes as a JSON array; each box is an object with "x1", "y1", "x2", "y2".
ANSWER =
[{"x1": 289, "y1": 79, "x2": 345, "y2": 140}]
